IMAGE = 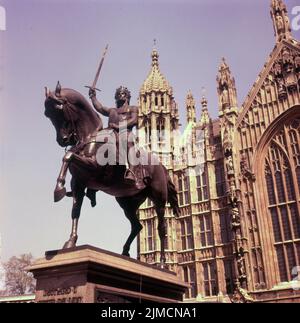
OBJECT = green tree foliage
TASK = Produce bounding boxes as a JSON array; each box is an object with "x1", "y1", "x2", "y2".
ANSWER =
[{"x1": 2, "y1": 254, "x2": 36, "y2": 296}]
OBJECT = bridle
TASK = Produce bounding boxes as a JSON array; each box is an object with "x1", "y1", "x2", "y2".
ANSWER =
[
  {"x1": 51, "y1": 94, "x2": 80, "y2": 147},
  {"x1": 57, "y1": 97, "x2": 99, "y2": 154},
  {"x1": 61, "y1": 99, "x2": 79, "y2": 145},
  {"x1": 45, "y1": 85, "x2": 100, "y2": 153}
]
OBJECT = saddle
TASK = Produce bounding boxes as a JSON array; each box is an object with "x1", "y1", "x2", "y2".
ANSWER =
[
  {"x1": 96, "y1": 128, "x2": 116, "y2": 142},
  {"x1": 95, "y1": 128, "x2": 151, "y2": 187}
]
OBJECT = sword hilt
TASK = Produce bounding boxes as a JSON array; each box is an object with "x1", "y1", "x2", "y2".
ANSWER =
[{"x1": 85, "y1": 86, "x2": 101, "y2": 92}]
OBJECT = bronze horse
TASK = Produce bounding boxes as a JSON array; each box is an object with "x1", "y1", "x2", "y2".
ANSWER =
[{"x1": 44, "y1": 83, "x2": 180, "y2": 265}]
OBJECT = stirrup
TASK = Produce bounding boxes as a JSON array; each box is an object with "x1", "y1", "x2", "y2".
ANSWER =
[{"x1": 124, "y1": 169, "x2": 136, "y2": 182}]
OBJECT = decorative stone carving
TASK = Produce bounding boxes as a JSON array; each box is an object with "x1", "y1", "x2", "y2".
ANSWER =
[
  {"x1": 272, "y1": 48, "x2": 300, "y2": 97},
  {"x1": 225, "y1": 155, "x2": 234, "y2": 176},
  {"x1": 271, "y1": 0, "x2": 292, "y2": 41},
  {"x1": 275, "y1": 13, "x2": 284, "y2": 33},
  {"x1": 277, "y1": 78, "x2": 288, "y2": 100},
  {"x1": 217, "y1": 58, "x2": 238, "y2": 111},
  {"x1": 231, "y1": 283, "x2": 254, "y2": 303},
  {"x1": 274, "y1": 61, "x2": 283, "y2": 77},
  {"x1": 295, "y1": 56, "x2": 300, "y2": 73},
  {"x1": 240, "y1": 154, "x2": 256, "y2": 181}
]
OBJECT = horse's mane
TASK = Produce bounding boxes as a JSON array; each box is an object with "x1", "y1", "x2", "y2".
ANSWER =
[
  {"x1": 61, "y1": 88, "x2": 103, "y2": 128},
  {"x1": 61, "y1": 88, "x2": 97, "y2": 115}
]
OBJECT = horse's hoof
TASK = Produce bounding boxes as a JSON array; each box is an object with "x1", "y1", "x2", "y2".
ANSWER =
[
  {"x1": 122, "y1": 251, "x2": 130, "y2": 257},
  {"x1": 86, "y1": 189, "x2": 97, "y2": 208},
  {"x1": 54, "y1": 187, "x2": 66, "y2": 202},
  {"x1": 62, "y1": 236, "x2": 77, "y2": 249},
  {"x1": 89, "y1": 198, "x2": 96, "y2": 208}
]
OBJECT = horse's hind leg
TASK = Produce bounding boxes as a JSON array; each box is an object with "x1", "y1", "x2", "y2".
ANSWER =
[
  {"x1": 63, "y1": 179, "x2": 85, "y2": 249},
  {"x1": 116, "y1": 195, "x2": 145, "y2": 257},
  {"x1": 155, "y1": 204, "x2": 166, "y2": 268},
  {"x1": 149, "y1": 166, "x2": 168, "y2": 268}
]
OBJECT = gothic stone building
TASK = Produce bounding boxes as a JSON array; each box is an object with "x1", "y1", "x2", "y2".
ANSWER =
[{"x1": 137, "y1": 0, "x2": 300, "y2": 303}]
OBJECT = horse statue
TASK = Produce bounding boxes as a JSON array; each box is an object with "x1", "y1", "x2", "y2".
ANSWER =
[{"x1": 44, "y1": 82, "x2": 180, "y2": 266}]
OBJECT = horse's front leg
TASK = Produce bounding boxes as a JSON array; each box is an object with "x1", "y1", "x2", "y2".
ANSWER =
[
  {"x1": 54, "y1": 151, "x2": 73, "y2": 202},
  {"x1": 63, "y1": 179, "x2": 85, "y2": 249},
  {"x1": 54, "y1": 151, "x2": 98, "y2": 203}
]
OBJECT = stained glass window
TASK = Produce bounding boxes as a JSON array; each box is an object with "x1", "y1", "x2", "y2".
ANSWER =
[
  {"x1": 200, "y1": 214, "x2": 214, "y2": 247},
  {"x1": 224, "y1": 260, "x2": 235, "y2": 295},
  {"x1": 182, "y1": 265, "x2": 197, "y2": 299},
  {"x1": 219, "y1": 211, "x2": 232, "y2": 244},
  {"x1": 180, "y1": 217, "x2": 194, "y2": 250},
  {"x1": 196, "y1": 166, "x2": 209, "y2": 202},
  {"x1": 264, "y1": 120, "x2": 300, "y2": 283},
  {"x1": 203, "y1": 262, "x2": 218, "y2": 297},
  {"x1": 215, "y1": 161, "x2": 226, "y2": 197},
  {"x1": 178, "y1": 173, "x2": 190, "y2": 206},
  {"x1": 147, "y1": 220, "x2": 154, "y2": 251}
]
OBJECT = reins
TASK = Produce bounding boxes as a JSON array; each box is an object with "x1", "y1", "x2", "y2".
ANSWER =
[{"x1": 62, "y1": 100, "x2": 79, "y2": 145}]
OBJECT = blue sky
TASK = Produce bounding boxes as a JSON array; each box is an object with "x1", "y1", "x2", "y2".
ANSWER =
[{"x1": 0, "y1": 0, "x2": 299, "y2": 261}]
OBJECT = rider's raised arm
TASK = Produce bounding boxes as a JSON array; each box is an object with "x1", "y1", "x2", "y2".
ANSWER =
[
  {"x1": 89, "y1": 88, "x2": 110, "y2": 117},
  {"x1": 126, "y1": 106, "x2": 138, "y2": 128}
]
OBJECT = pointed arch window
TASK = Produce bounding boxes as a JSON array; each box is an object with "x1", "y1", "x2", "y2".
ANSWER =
[
  {"x1": 157, "y1": 115, "x2": 165, "y2": 144},
  {"x1": 264, "y1": 119, "x2": 300, "y2": 283},
  {"x1": 145, "y1": 120, "x2": 152, "y2": 146}
]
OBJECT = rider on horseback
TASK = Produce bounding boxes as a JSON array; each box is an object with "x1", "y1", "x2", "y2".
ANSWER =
[{"x1": 89, "y1": 86, "x2": 144, "y2": 189}]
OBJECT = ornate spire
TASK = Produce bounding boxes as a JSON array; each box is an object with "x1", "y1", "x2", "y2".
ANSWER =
[
  {"x1": 200, "y1": 88, "x2": 210, "y2": 126},
  {"x1": 186, "y1": 90, "x2": 196, "y2": 124},
  {"x1": 217, "y1": 58, "x2": 238, "y2": 113},
  {"x1": 140, "y1": 46, "x2": 172, "y2": 95},
  {"x1": 151, "y1": 49, "x2": 159, "y2": 67},
  {"x1": 270, "y1": 0, "x2": 291, "y2": 42}
]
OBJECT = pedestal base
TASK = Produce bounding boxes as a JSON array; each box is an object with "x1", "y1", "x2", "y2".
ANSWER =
[{"x1": 28, "y1": 245, "x2": 188, "y2": 303}]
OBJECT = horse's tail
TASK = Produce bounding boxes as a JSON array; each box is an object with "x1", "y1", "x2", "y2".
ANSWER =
[{"x1": 167, "y1": 174, "x2": 181, "y2": 218}]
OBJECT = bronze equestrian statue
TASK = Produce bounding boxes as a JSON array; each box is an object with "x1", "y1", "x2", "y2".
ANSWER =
[{"x1": 44, "y1": 82, "x2": 180, "y2": 266}]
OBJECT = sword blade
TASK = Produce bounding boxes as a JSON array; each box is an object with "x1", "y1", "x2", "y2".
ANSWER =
[{"x1": 91, "y1": 44, "x2": 109, "y2": 89}]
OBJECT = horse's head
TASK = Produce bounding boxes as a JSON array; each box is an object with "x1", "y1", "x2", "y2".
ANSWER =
[{"x1": 44, "y1": 82, "x2": 102, "y2": 147}]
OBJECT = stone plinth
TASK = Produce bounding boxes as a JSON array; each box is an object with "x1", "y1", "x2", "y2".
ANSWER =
[{"x1": 28, "y1": 245, "x2": 188, "y2": 303}]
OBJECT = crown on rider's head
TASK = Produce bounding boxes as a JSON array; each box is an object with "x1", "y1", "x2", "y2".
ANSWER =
[{"x1": 115, "y1": 86, "x2": 131, "y2": 103}]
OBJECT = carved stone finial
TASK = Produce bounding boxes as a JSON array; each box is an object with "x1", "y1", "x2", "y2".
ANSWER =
[
  {"x1": 271, "y1": 0, "x2": 291, "y2": 42},
  {"x1": 217, "y1": 58, "x2": 238, "y2": 112},
  {"x1": 185, "y1": 90, "x2": 196, "y2": 124}
]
